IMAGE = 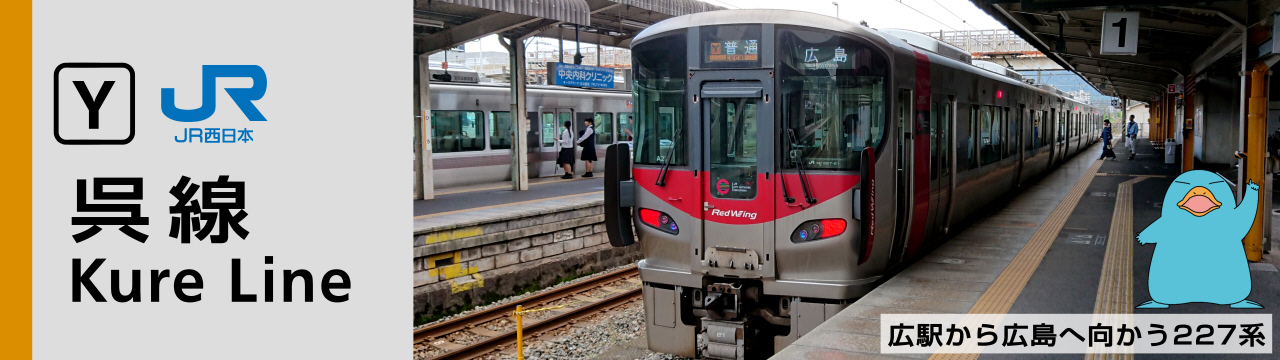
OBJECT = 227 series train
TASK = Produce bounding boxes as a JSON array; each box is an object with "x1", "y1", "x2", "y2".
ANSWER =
[{"x1": 600, "y1": 10, "x2": 1102, "y2": 360}]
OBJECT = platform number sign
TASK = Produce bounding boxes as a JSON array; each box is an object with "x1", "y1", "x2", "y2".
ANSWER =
[{"x1": 1101, "y1": 11, "x2": 1139, "y2": 55}]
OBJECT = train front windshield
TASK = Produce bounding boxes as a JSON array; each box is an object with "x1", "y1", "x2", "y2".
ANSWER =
[
  {"x1": 777, "y1": 27, "x2": 887, "y2": 171},
  {"x1": 632, "y1": 32, "x2": 688, "y2": 167},
  {"x1": 631, "y1": 26, "x2": 887, "y2": 172}
]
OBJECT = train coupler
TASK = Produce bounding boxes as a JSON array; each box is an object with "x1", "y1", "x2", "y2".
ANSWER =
[{"x1": 706, "y1": 316, "x2": 762, "y2": 358}]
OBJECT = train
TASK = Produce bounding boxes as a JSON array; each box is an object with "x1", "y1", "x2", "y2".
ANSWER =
[
  {"x1": 426, "y1": 73, "x2": 632, "y2": 188},
  {"x1": 599, "y1": 10, "x2": 1102, "y2": 360}
]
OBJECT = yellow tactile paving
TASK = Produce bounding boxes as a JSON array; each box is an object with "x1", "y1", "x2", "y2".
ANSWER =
[
  {"x1": 1085, "y1": 176, "x2": 1147, "y2": 360},
  {"x1": 929, "y1": 159, "x2": 1102, "y2": 360}
]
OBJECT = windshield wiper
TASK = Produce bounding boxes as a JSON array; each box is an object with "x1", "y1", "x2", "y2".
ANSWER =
[
  {"x1": 655, "y1": 123, "x2": 681, "y2": 186},
  {"x1": 787, "y1": 129, "x2": 817, "y2": 204}
]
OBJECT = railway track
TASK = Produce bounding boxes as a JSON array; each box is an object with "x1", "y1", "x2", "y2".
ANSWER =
[{"x1": 413, "y1": 265, "x2": 643, "y2": 360}]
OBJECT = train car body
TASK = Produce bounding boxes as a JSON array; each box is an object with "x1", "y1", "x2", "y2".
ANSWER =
[
  {"x1": 601, "y1": 10, "x2": 1100, "y2": 360},
  {"x1": 427, "y1": 82, "x2": 633, "y2": 188}
]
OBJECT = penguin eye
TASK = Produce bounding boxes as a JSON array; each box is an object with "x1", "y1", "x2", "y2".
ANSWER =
[
  {"x1": 1174, "y1": 181, "x2": 1190, "y2": 185},
  {"x1": 1208, "y1": 181, "x2": 1223, "y2": 184}
]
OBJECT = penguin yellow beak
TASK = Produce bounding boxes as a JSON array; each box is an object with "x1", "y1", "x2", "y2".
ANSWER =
[{"x1": 1177, "y1": 186, "x2": 1222, "y2": 216}]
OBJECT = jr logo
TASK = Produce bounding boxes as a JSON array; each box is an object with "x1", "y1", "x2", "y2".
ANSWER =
[{"x1": 161, "y1": 65, "x2": 268, "y2": 122}]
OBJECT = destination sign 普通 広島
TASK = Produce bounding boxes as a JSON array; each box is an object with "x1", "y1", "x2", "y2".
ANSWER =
[{"x1": 706, "y1": 39, "x2": 759, "y2": 62}]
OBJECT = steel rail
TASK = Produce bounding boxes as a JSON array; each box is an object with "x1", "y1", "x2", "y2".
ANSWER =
[
  {"x1": 413, "y1": 265, "x2": 639, "y2": 350},
  {"x1": 435, "y1": 286, "x2": 643, "y2": 360}
]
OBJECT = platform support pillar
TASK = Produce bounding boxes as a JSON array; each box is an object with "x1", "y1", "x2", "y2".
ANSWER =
[
  {"x1": 502, "y1": 35, "x2": 530, "y2": 191},
  {"x1": 416, "y1": 53, "x2": 435, "y2": 200},
  {"x1": 1244, "y1": 62, "x2": 1268, "y2": 261}
]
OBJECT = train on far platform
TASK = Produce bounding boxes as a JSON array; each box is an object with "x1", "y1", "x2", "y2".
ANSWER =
[
  {"x1": 425, "y1": 63, "x2": 633, "y2": 188},
  {"x1": 599, "y1": 10, "x2": 1101, "y2": 360}
]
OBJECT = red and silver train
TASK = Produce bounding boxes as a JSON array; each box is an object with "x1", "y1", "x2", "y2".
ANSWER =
[{"x1": 601, "y1": 10, "x2": 1101, "y2": 360}]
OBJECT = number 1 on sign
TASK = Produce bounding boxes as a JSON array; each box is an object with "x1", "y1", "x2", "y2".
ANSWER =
[{"x1": 1112, "y1": 17, "x2": 1127, "y2": 47}]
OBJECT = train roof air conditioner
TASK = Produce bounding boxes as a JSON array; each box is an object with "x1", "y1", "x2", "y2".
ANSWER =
[{"x1": 879, "y1": 29, "x2": 972, "y2": 64}]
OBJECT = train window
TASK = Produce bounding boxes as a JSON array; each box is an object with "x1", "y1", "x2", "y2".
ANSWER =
[
  {"x1": 1025, "y1": 109, "x2": 1036, "y2": 152},
  {"x1": 489, "y1": 111, "x2": 512, "y2": 150},
  {"x1": 980, "y1": 105, "x2": 1000, "y2": 166},
  {"x1": 1009, "y1": 107, "x2": 1020, "y2": 157},
  {"x1": 594, "y1": 113, "x2": 614, "y2": 144},
  {"x1": 1041, "y1": 111, "x2": 1049, "y2": 147},
  {"x1": 939, "y1": 100, "x2": 951, "y2": 177},
  {"x1": 431, "y1": 110, "x2": 484, "y2": 153},
  {"x1": 559, "y1": 112, "x2": 572, "y2": 133},
  {"x1": 968, "y1": 105, "x2": 978, "y2": 170},
  {"x1": 708, "y1": 98, "x2": 759, "y2": 199},
  {"x1": 777, "y1": 27, "x2": 889, "y2": 171},
  {"x1": 633, "y1": 31, "x2": 688, "y2": 166},
  {"x1": 617, "y1": 113, "x2": 634, "y2": 143},
  {"x1": 930, "y1": 101, "x2": 939, "y2": 180},
  {"x1": 541, "y1": 113, "x2": 556, "y2": 146}
]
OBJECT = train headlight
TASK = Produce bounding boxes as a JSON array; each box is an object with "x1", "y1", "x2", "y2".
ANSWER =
[
  {"x1": 639, "y1": 208, "x2": 679, "y2": 235},
  {"x1": 789, "y1": 218, "x2": 847, "y2": 243}
]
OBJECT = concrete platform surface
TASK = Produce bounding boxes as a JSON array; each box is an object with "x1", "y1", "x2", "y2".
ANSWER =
[
  {"x1": 415, "y1": 176, "x2": 603, "y2": 218},
  {"x1": 775, "y1": 139, "x2": 1280, "y2": 360}
]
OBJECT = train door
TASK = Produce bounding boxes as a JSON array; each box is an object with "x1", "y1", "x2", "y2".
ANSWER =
[
  {"x1": 1048, "y1": 108, "x2": 1058, "y2": 164},
  {"x1": 537, "y1": 108, "x2": 575, "y2": 177},
  {"x1": 889, "y1": 89, "x2": 913, "y2": 265},
  {"x1": 527, "y1": 111, "x2": 541, "y2": 178},
  {"x1": 927, "y1": 96, "x2": 953, "y2": 239},
  {"x1": 576, "y1": 111, "x2": 595, "y2": 174},
  {"x1": 698, "y1": 80, "x2": 772, "y2": 270},
  {"x1": 1058, "y1": 111, "x2": 1067, "y2": 162}
]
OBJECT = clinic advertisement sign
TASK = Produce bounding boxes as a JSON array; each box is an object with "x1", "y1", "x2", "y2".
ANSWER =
[{"x1": 547, "y1": 62, "x2": 614, "y2": 89}]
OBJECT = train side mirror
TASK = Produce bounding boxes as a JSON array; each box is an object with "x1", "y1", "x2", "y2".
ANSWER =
[{"x1": 604, "y1": 143, "x2": 636, "y2": 247}]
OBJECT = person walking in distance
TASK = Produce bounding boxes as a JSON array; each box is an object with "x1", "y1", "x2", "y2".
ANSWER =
[
  {"x1": 556, "y1": 120, "x2": 576, "y2": 179},
  {"x1": 577, "y1": 118, "x2": 598, "y2": 177},
  {"x1": 1100, "y1": 120, "x2": 1117, "y2": 160},
  {"x1": 1126, "y1": 115, "x2": 1139, "y2": 160}
]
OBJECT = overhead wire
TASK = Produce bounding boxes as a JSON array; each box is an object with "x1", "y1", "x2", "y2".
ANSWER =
[
  {"x1": 895, "y1": 0, "x2": 958, "y2": 31},
  {"x1": 704, "y1": 0, "x2": 738, "y2": 9}
]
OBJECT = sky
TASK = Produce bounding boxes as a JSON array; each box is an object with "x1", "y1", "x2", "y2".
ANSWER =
[{"x1": 460, "y1": 0, "x2": 1007, "y2": 54}]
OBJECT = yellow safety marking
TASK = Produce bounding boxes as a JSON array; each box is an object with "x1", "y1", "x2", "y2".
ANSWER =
[
  {"x1": 514, "y1": 304, "x2": 566, "y2": 315},
  {"x1": 423, "y1": 226, "x2": 484, "y2": 244},
  {"x1": 414, "y1": 191, "x2": 603, "y2": 219},
  {"x1": 449, "y1": 273, "x2": 484, "y2": 294},
  {"x1": 425, "y1": 252, "x2": 456, "y2": 269},
  {"x1": 1094, "y1": 173, "x2": 1172, "y2": 178},
  {"x1": 440, "y1": 265, "x2": 478, "y2": 280},
  {"x1": 930, "y1": 159, "x2": 1102, "y2": 360},
  {"x1": 1085, "y1": 177, "x2": 1147, "y2": 360}
]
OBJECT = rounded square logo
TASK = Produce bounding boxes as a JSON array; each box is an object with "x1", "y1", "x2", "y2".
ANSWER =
[{"x1": 54, "y1": 63, "x2": 135, "y2": 145}]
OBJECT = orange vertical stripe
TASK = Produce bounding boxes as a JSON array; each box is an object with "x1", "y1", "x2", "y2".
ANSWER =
[{"x1": 0, "y1": 1, "x2": 32, "y2": 358}]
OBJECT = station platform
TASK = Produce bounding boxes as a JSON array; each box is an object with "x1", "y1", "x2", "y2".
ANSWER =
[
  {"x1": 414, "y1": 176, "x2": 603, "y2": 218},
  {"x1": 775, "y1": 139, "x2": 1280, "y2": 359}
]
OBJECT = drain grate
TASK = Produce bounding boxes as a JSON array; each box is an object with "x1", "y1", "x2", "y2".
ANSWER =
[
  {"x1": 1090, "y1": 192, "x2": 1116, "y2": 197},
  {"x1": 941, "y1": 259, "x2": 966, "y2": 264}
]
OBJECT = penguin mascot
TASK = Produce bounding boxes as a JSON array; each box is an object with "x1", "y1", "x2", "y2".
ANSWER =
[{"x1": 1136, "y1": 170, "x2": 1261, "y2": 309}]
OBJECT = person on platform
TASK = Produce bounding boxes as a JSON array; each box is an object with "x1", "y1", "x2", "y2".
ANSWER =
[
  {"x1": 577, "y1": 118, "x2": 598, "y2": 178},
  {"x1": 556, "y1": 121, "x2": 575, "y2": 179},
  {"x1": 1100, "y1": 120, "x2": 1117, "y2": 160},
  {"x1": 1126, "y1": 115, "x2": 1139, "y2": 160}
]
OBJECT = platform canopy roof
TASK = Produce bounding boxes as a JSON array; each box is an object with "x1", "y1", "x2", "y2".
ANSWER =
[
  {"x1": 414, "y1": 0, "x2": 725, "y2": 55},
  {"x1": 971, "y1": 0, "x2": 1279, "y2": 101}
]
